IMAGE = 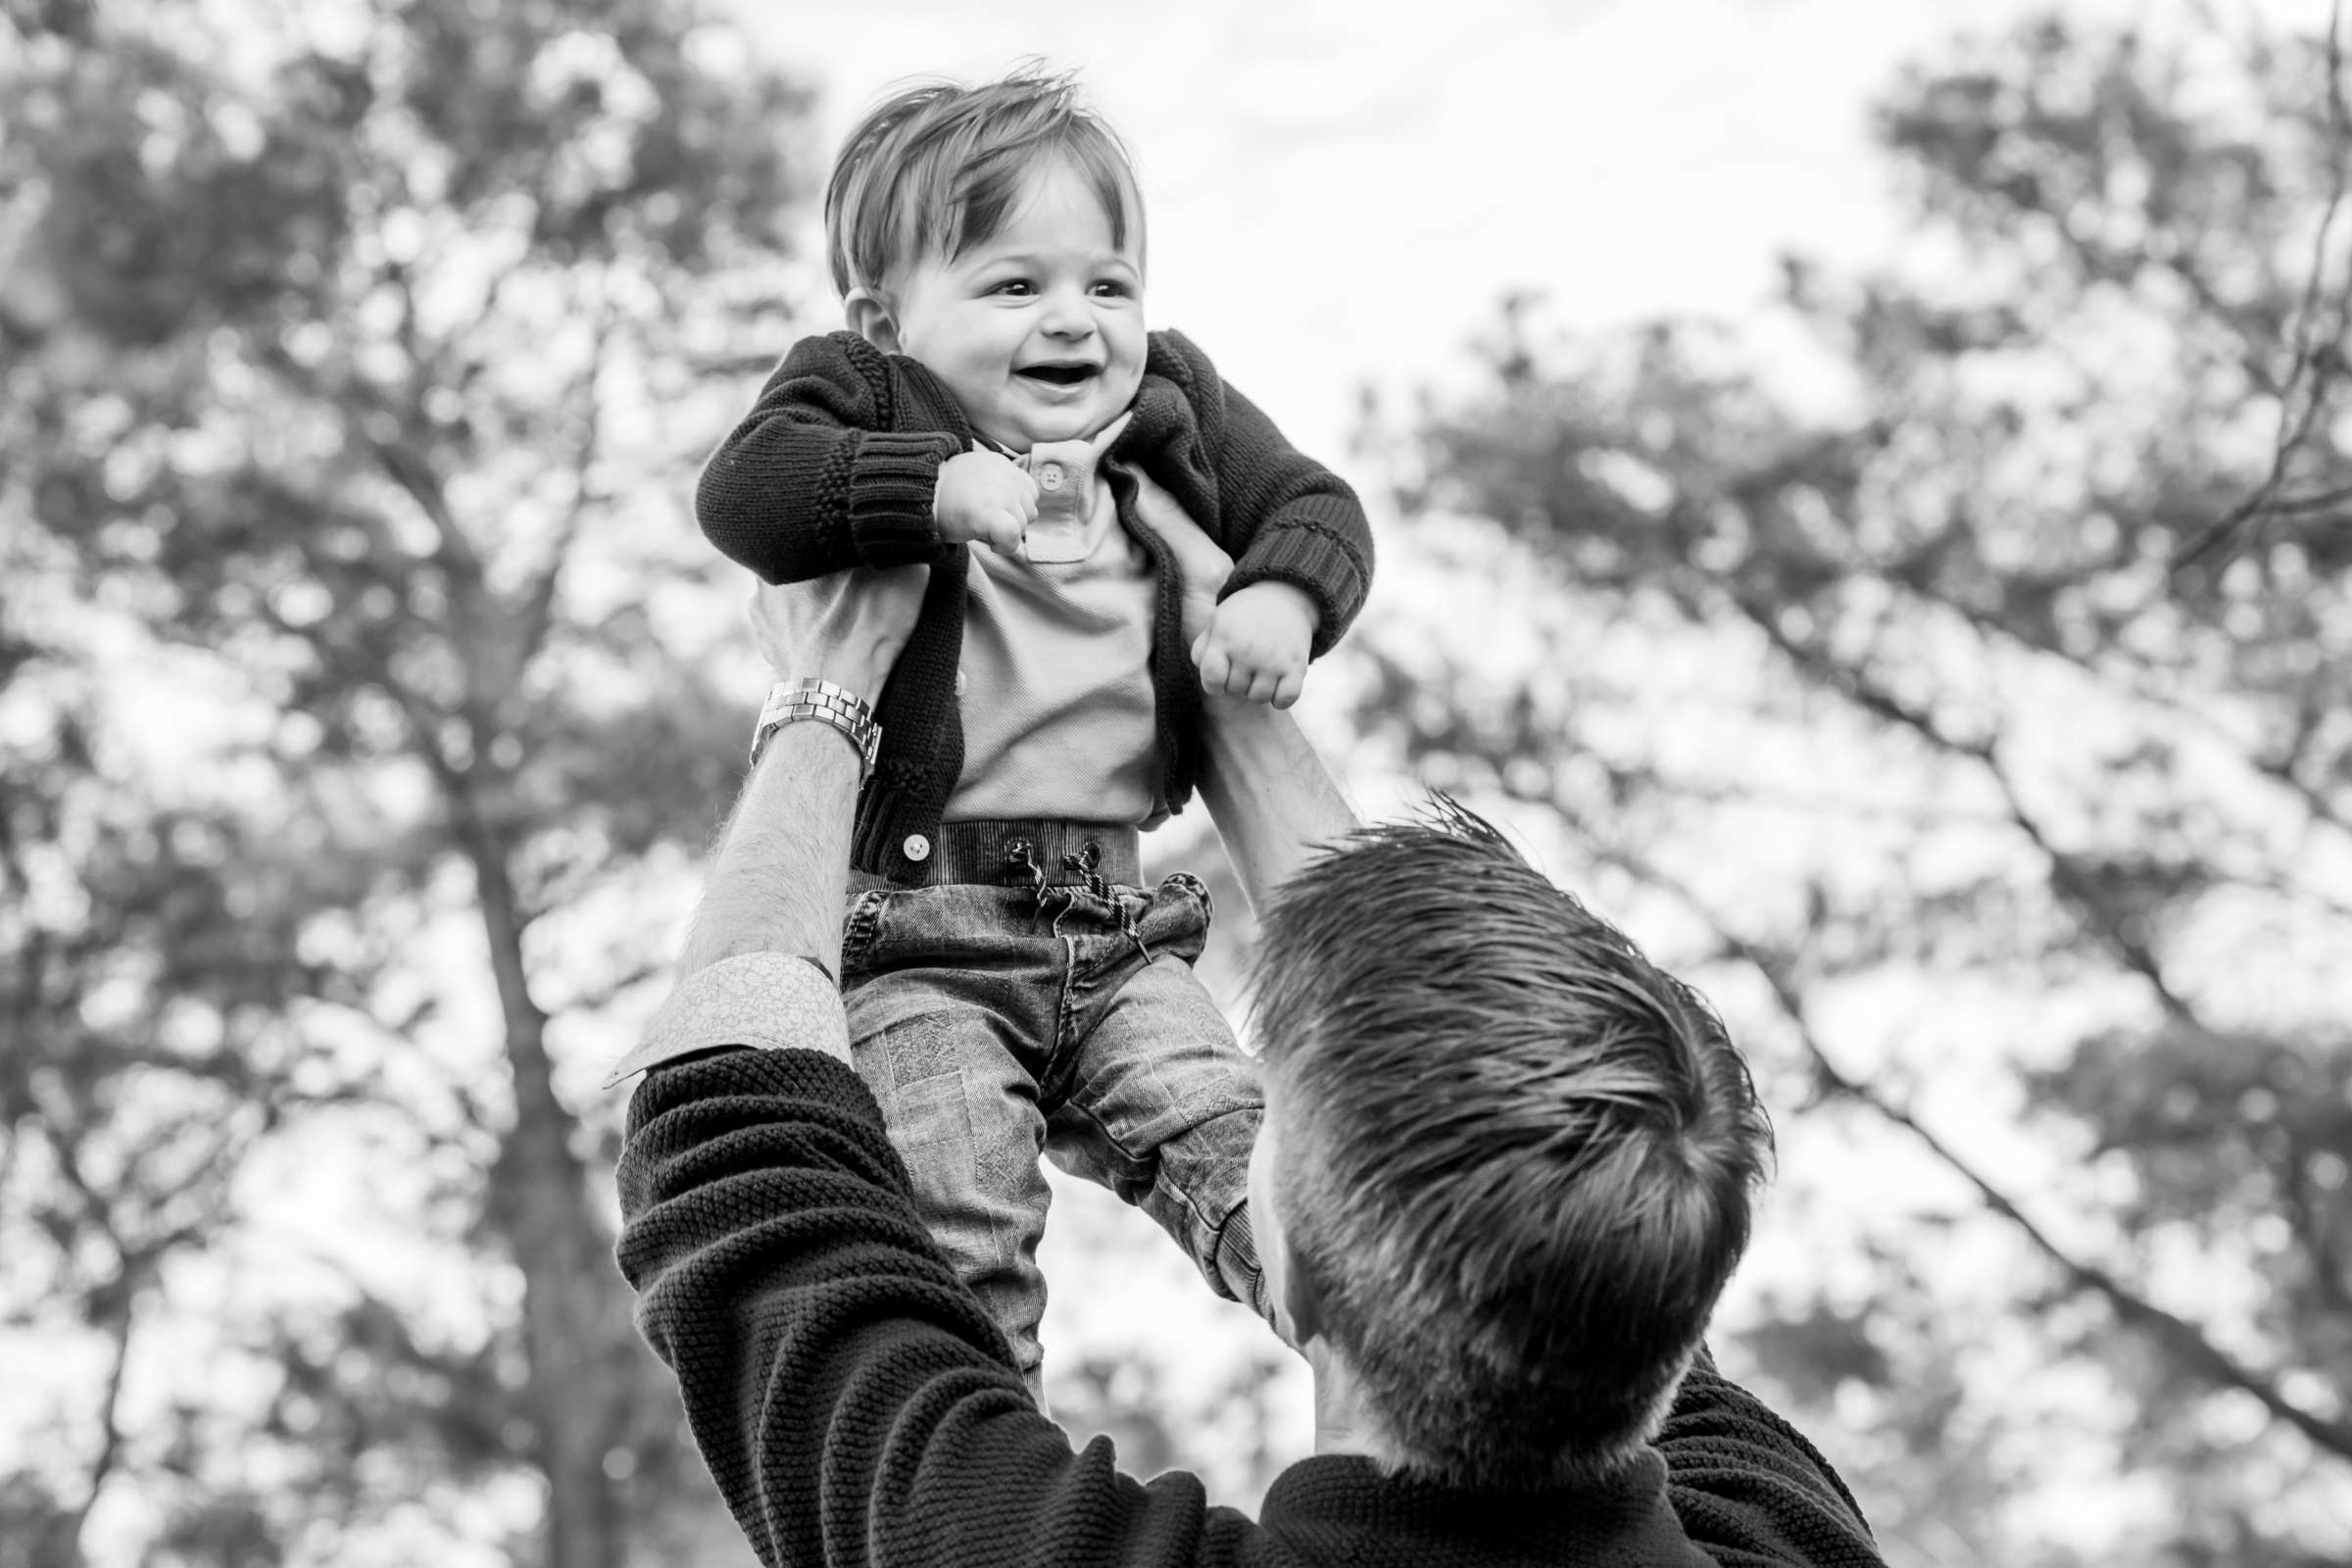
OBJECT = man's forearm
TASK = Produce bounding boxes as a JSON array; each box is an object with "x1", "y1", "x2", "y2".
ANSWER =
[
  {"x1": 1197, "y1": 697, "x2": 1359, "y2": 916},
  {"x1": 678, "y1": 723, "x2": 862, "y2": 980},
  {"x1": 601, "y1": 720, "x2": 863, "y2": 1088}
]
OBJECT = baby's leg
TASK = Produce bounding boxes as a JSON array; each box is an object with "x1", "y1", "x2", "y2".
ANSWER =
[
  {"x1": 1044, "y1": 875, "x2": 1275, "y2": 1328},
  {"x1": 843, "y1": 888, "x2": 1060, "y2": 1402}
]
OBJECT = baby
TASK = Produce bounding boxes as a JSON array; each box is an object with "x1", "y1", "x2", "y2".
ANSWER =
[{"x1": 694, "y1": 68, "x2": 1373, "y2": 1399}]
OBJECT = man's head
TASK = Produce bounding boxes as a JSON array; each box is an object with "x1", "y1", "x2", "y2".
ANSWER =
[
  {"x1": 1246, "y1": 805, "x2": 1773, "y2": 1490},
  {"x1": 824, "y1": 70, "x2": 1147, "y2": 449}
]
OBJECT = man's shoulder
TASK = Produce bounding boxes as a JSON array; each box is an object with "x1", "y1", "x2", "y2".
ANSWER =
[{"x1": 1655, "y1": 1358, "x2": 1884, "y2": 1567}]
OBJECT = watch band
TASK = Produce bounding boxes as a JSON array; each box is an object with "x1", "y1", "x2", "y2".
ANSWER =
[{"x1": 749, "y1": 678, "x2": 882, "y2": 779}]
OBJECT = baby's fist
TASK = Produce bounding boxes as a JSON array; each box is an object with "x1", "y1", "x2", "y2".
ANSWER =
[
  {"x1": 1191, "y1": 581, "x2": 1318, "y2": 709},
  {"x1": 934, "y1": 449, "x2": 1037, "y2": 558}
]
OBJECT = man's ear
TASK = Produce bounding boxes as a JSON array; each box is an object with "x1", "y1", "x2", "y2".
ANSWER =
[
  {"x1": 1277, "y1": 1236, "x2": 1325, "y2": 1349},
  {"x1": 844, "y1": 287, "x2": 903, "y2": 353}
]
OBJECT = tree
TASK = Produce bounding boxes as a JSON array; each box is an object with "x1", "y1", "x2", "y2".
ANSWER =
[
  {"x1": 1, "y1": 0, "x2": 812, "y2": 1560},
  {"x1": 1374, "y1": 9, "x2": 2350, "y2": 1563}
]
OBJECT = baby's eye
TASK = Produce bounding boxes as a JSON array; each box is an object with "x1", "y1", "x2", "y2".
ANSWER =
[
  {"x1": 988, "y1": 278, "x2": 1035, "y2": 297},
  {"x1": 1089, "y1": 279, "x2": 1134, "y2": 299}
]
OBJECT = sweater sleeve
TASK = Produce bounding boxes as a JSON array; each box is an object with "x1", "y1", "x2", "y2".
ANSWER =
[
  {"x1": 1152, "y1": 330, "x2": 1373, "y2": 658},
  {"x1": 696, "y1": 332, "x2": 963, "y2": 582},
  {"x1": 614, "y1": 1049, "x2": 1257, "y2": 1568},
  {"x1": 1653, "y1": 1350, "x2": 1886, "y2": 1567}
]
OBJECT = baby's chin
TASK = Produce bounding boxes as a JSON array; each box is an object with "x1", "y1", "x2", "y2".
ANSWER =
[{"x1": 988, "y1": 407, "x2": 1130, "y2": 450}]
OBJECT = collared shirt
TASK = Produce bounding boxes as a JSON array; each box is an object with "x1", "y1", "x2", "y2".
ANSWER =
[{"x1": 601, "y1": 952, "x2": 848, "y2": 1087}]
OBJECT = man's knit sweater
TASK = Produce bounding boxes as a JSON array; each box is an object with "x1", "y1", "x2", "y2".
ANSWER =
[
  {"x1": 695, "y1": 329, "x2": 1373, "y2": 882},
  {"x1": 615, "y1": 1049, "x2": 1886, "y2": 1568}
]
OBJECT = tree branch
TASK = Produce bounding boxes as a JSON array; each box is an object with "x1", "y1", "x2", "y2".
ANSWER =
[
  {"x1": 2177, "y1": 0, "x2": 2352, "y2": 569},
  {"x1": 512, "y1": 279, "x2": 617, "y2": 674},
  {"x1": 1875, "y1": 559, "x2": 2352, "y2": 844},
  {"x1": 1731, "y1": 590, "x2": 2205, "y2": 1024},
  {"x1": 367, "y1": 431, "x2": 484, "y2": 586},
  {"x1": 252, "y1": 337, "x2": 486, "y2": 587},
  {"x1": 1551, "y1": 808, "x2": 2352, "y2": 1464},
  {"x1": 2280, "y1": 1130, "x2": 2352, "y2": 1320},
  {"x1": 56, "y1": 1261, "x2": 137, "y2": 1563}
]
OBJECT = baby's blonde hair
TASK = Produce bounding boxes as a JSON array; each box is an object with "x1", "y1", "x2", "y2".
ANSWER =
[{"x1": 823, "y1": 66, "x2": 1144, "y2": 300}]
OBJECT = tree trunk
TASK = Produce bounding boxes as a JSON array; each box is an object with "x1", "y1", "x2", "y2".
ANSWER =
[{"x1": 469, "y1": 817, "x2": 637, "y2": 1568}]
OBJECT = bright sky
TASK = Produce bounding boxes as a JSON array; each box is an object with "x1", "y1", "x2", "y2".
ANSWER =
[{"x1": 733, "y1": 0, "x2": 2202, "y2": 461}]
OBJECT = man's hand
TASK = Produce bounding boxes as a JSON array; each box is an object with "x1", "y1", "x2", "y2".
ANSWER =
[
  {"x1": 748, "y1": 564, "x2": 930, "y2": 708},
  {"x1": 1194, "y1": 581, "x2": 1317, "y2": 710},
  {"x1": 1127, "y1": 469, "x2": 1320, "y2": 708},
  {"x1": 1127, "y1": 469, "x2": 1234, "y2": 648},
  {"x1": 933, "y1": 448, "x2": 1036, "y2": 558},
  {"x1": 1120, "y1": 467, "x2": 1360, "y2": 917}
]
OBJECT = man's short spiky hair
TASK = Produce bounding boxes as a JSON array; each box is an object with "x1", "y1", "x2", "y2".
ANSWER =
[
  {"x1": 823, "y1": 67, "x2": 1143, "y2": 300},
  {"x1": 1250, "y1": 803, "x2": 1773, "y2": 1491}
]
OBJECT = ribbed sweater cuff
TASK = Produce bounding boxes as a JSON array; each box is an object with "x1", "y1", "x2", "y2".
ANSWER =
[
  {"x1": 1223, "y1": 517, "x2": 1371, "y2": 658},
  {"x1": 849, "y1": 432, "x2": 955, "y2": 564},
  {"x1": 1213, "y1": 1201, "x2": 1277, "y2": 1324}
]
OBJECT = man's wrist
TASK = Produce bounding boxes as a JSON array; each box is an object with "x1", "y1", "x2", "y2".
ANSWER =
[
  {"x1": 676, "y1": 718, "x2": 862, "y2": 980},
  {"x1": 749, "y1": 678, "x2": 882, "y2": 776}
]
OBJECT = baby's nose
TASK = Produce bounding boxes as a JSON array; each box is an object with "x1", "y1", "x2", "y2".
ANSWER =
[{"x1": 1040, "y1": 292, "x2": 1096, "y2": 335}]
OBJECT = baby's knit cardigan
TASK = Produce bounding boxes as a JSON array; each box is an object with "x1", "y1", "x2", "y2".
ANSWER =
[{"x1": 695, "y1": 328, "x2": 1373, "y2": 882}]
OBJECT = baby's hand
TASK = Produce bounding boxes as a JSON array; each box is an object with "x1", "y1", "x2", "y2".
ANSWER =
[
  {"x1": 934, "y1": 449, "x2": 1037, "y2": 557},
  {"x1": 1192, "y1": 580, "x2": 1318, "y2": 709}
]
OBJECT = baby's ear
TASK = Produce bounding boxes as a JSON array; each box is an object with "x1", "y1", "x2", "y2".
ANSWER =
[{"x1": 844, "y1": 288, "x2": 903, "y2": 354}]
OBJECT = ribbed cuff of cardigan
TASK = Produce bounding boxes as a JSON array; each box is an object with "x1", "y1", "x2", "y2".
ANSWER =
[
  {"x1": 848, "y1": 431, "x2": 958, "y2": 564},
  {"x1": 1222, "y1": 514, "x2": 1372, "y2": 658},
  {"x1": 1213, "y1": 1201, "x2": 1278, "y2": 1326},
  {"x1": 601, "y1": 953, "x2": 850, "y2": 1088}
]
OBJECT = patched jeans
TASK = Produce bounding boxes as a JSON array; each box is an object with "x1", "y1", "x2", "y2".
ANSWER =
[{"x1": 841, "y1": 869, "x2": 1263, "y2": 1398}]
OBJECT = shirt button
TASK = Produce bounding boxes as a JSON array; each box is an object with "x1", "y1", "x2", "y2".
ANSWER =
[
  {"x1": 902, "y1": 834, "x2": 931, "y2": 862},
  {"x1": 1036, "y1": 461, "x2": 1064, "y2": 491}
]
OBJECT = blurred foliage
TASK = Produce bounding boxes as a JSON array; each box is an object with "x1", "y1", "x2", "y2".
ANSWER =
[
  {"x1": 0, "y1": 0, "x2": 809, "y2": 1561},
  {"x1": 1376, "y1": 9, "x2": 2351, "y2": 1564},
  {"x1": 0, "y1": 667, "x2": 372, "y2": 1565},
  {"x1": 8, "y1": 1, "x2": 2350, "y2": 1565}
]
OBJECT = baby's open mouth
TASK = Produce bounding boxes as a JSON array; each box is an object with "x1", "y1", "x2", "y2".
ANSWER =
[{"x1": 1018, "y1": 363, "x2": 1098, "y2": 386}]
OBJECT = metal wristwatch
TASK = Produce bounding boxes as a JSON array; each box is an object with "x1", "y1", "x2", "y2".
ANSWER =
[{"x1": 749, "y1": 678, "x2": 881, "y2": 779}]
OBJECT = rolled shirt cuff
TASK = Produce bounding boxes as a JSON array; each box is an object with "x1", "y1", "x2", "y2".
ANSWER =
[{"x1": 601, "y1": 952, "x2": 851, "y2": 1088}]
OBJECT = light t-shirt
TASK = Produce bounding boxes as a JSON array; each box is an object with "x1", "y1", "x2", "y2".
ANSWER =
[{"x1": 944, "y1": 427, "x2": 1166, "y2": 828}]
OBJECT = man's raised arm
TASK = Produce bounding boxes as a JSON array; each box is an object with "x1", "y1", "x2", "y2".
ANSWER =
[
  {"x1": 611, "y1": 564, "x2": 1246, "y2": 1568},
  {"x1": 1128, "y1": 466, "x2": 1362, "y2": 915},
  {"x1": 601, "y1": 567, "x2": 923, "y2": 1085},
  {"x1": 1195, "y1": 699, "x2": 1359, "y2": 917}
]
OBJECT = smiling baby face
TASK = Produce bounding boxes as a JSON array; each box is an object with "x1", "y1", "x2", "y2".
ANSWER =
[{"x1": 858, "y1": 155, "x2": 1147, "y2": 450}]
